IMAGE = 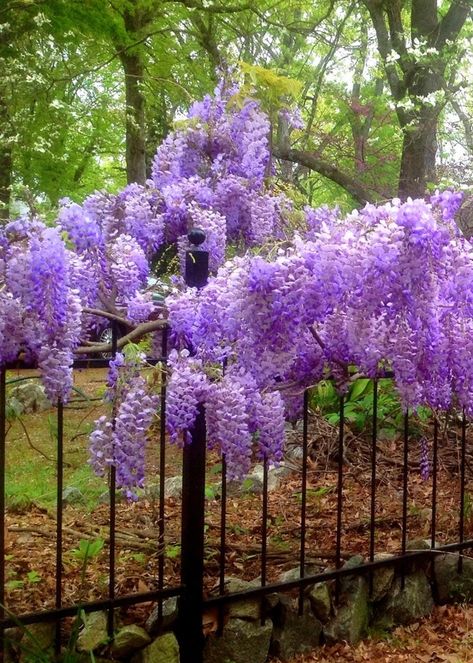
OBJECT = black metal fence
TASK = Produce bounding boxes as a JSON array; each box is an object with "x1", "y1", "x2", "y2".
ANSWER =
[{"x1": 1, "y1": 241, "x2": 473, "y2": 663}]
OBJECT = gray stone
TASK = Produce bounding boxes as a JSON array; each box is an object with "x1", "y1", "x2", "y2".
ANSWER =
[
  {"x1": 434, "y1": 553, "x2": 473, "y2": 603},
  {"x1": 271, "y1": 597, "x2": 322, "y2": 661},
  {"x1": 245, "y1": 464, "x2": 280, "y2": 493},
  {"x1": 145, "y1": 480, "x2": 161, "y2": 501},
  {"x1": 204, "y1": 618, "x2": 272, "y2": 663},
  {"x1": 308, "y1": 582, "x2": 332, "y2": 623},
  {"x1": 111, "y1": 624, "x2": 151, "y2": 658},
  {"x1": 224, "y1": 577, "x2": 261, "y2": 621},
  {"x1": 164, "y1": 476, "x2": 182, "y2": 499},
  {"x1": 98, "y1": 490, "x2": 125, "y2": 505},
  {"x1": 278, "y1": 565, "x2": 320, "y2": 585},
  {"x1": 19, "y1": 622, "x2": 55, "y2": 662},
  {"x1": 373, "y1": 571, "x2": 433, "y2": 629},
  {"x1": 370, "y1": 553, "x2": 395, "y2": 602},
  {"x1": 145, "y1": 597, "x2": 179, "y2": 635},
  {"x1": 3, "y1": 627, "x2": 22, "y2": 663},
  {"x1": 406, "y1": 539, "x2": 432, "y2": 551},
  {"x1": 323, "y1": 556, "x2": 369, "y2": 645},
  {"x1": 271, "y1": 463, "x2": 293, "y2": 479},
  {"x1": 62, "y1": 486, "x2": 85, "y2": 505},
  {"x1": 131, "y1": 632, "x2": 180, "y2": 663},
  {"x1": 279, "y1": 567, "x2": 303, "y2": 584},
  {"x1": 76, "y1": 611, "x2": 108, "y2": 652},
  {"x1": 11, "y1": 382, "x2": 51, "y2": 413},
  {"x1": 7, "y1": 396, "x2": 24, "y2": 417}
]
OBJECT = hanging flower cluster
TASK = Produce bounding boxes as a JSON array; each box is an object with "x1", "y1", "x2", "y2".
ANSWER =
[
  {"x1": 89, "y1": 351, "x2": 159, "y2": 499},
  {"x1": 1, "y1": 80, "x2": 470, "y2": 496},
  {"x1": 0, "y1": 218, "x2": 82, "y2": 401},
  {"x1": 165, "y1": 193, "x2": 471, "y2": 478}
]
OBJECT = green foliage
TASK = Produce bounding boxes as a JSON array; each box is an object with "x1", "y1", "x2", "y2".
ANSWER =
[
  {"x1": 165, "y1": 544, "x2": 181, "y2": 559},
  {"x1": 70, "y1": 538, "x2": 105, "y2": 564},
  {"x1": 2, "y1": 0, "x2": 473, "y2": 217},
  {"x1": 310, "y1": 379, "x2": 399, "y2": 434},
  {"x1": 310, "y1": 377, "x2": 434, "y2": 438},
  {"x1": 239, "y1": 61, "x2": 302, "y2": 116}
]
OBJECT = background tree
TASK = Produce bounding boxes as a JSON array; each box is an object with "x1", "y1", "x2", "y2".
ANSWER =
[{"x1": 2, "y1": 0, "x2": 473, "y2": 220}]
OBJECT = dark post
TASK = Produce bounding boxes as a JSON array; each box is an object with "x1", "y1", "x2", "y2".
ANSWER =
[
  {"x1": 179, "y1": 229, "x2": 208, "y2": 663},
  {"x1": 0, "y1": 368, "x2": 5, "y2": 654}
]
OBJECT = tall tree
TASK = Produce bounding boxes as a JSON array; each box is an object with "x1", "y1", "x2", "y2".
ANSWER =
[{"x1": 362, "y1": 0, "x2": 472, "y2": 198}]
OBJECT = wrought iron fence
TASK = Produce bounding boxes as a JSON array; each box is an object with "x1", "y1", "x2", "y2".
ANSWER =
[{"x1": 0, "y1": 239, "x2": 472, "y2": 663}]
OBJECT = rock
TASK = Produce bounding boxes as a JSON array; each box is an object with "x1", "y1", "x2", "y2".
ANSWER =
[
  {"x1": 244, "y1": 464, "x2": 280, "y2": 493},
  {"x1": 308, "y1": 582, "x2": 332, "y2": 623},
  {"x1": 434, "y1": 554, "x2": 473, "y2": 603},
  {"x1": 62, "y1": 486, "x2": 85, "y2": 505},
  {"x1": 145, "y1": 480, "x2": 161, "y2": 501},
  {"x1": 111, "y1": 624, "x2": 151, "y2": 658},
  {"x1": 10, "y1": 382, "x2": 51, "y2": 413},
  {"x1": 271, "y1": 463, "x2": 293, "y2": 479},
  {"x1": 373, "y1": 571, "x2": 433, "y2": 629},
  {"x1": 278, "y1": 565, "x2": 320, "y2": 585},
  {"x1": 4, "y1": 627, "x2": 22, "y2": 663},
  {"x1": 324, "y1": 556, "x2": 369, "y2": 645},
  {"x1": 98, "y1": 490, "x2": 125, "y2": 505},
  {"x1": 279, "y1": 567, "x2": 303, "y2": 584},
  {"x1": 285, "y1": 444, "x2": 304, "y2": 463},
  {"x1": 7, "y1": 396, "x2": 24, "y2": 418},
  {"x1": 76, "y1": 611, "x2": 108, "y2": 652},
  {"x1": 271, "y1": 597, "x2": 322, "y2": 661},
  {"x1": 164, "y1": 476, "x2": 182, "y2": 499},
  {"x1": 131, "y1": 631, "x2": 180, "y2": 663},
  {"x1": 370, "y1": 553, "x2": 395, "y2": 602},
  {"x1": 19, "y1": 622, "x2": 55, "y2": 662},
  {"x1": 223, "y1": 577, "x2": 261, "y2": 621},
  {"x1": 204, "y1": 618, "x2": 273, "y2": 663},
  {"x1": 146, "y1": 597, "x2": 179, "y2": 635}
]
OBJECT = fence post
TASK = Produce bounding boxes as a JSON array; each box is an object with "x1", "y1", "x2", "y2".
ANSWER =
[{"x1": 179, "y1": 228, "x2": 208, "y2": 663}]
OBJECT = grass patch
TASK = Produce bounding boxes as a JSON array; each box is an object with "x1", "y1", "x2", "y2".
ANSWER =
[{"x1": 5, "y1": 370, "x2": 109, "y2": 511}]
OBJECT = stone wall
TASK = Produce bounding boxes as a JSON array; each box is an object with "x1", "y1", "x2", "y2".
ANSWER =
[{"x1": 4, "y1": 547, "x2": 473, "y2": 662}]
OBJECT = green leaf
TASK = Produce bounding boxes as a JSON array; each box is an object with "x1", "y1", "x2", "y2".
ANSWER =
[
  {"x1": 71, "y1": 538, "x2": 105, "y2": 562},
  {"x1": 6, "y1": 580, "x2": 24, "y2": 590},
  {"x1": 349, "y1": 379, "x2": 371, "y2": 401},
  {"x1": 26, "y1": 570, "x2": 42, "y2": 584},
  {"x1": 165, "y1": 544, "x2": 181, "y2": 559}
]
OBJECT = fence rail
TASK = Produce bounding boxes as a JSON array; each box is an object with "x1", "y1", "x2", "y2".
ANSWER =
[{"x1": 1, "y1": 240, "x2": 473, "y2": 662}]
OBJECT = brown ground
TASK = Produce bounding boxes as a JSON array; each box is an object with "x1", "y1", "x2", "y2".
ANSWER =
[
  {"x1": 4, "y1": 368, "x2": 473, "y2": 659},
  {"x1": 280, "y1": 604, "x2": 473, "y2": 662}
]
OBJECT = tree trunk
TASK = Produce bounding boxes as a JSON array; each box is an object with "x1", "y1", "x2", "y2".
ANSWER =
[
  {"x1": 120, "y1": 50, "x2": 146, "y2": 185},
  {"x1": 362, "y1": 0, "x2": 471, "y2": 200},
  {"x1": 398, "y1": 106, "x2": 439, "y2": 199},
  {"x1": 0, "y1": 92, "x2": 11, "y2": 222}
]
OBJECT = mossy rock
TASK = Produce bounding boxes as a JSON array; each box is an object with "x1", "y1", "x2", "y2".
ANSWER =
[
  {"x1": 434, "y1": 554, "x2": 473, "y2": 604},
  {"x1": 204, "y1": 618, "x2": 272, "y2": 663},
  {"x1": 372, "y1": 571, "x2": 433, "y2": 629},
  {"x1": 323, "y1": 556, "x2": 369, "y2": 645}
]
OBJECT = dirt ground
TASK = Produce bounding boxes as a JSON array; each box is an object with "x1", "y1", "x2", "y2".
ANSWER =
[
  {"x1": 281, "y1": 603, "x2": 473, "y2": 663},
  {"x1": 4, "y1": 367, "x2": 473, "y2": 660}
]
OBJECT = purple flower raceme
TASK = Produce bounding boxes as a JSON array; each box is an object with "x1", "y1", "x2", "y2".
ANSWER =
[
  {"x1": 89, "y1": 352, "x2": 158, "y2": 498},
  {"x1": 166, "y1": 193, "x2": 473, "y2": 458},
  {"x1": 166, "y1": 350, "x2": 210, "y2": 446},
  {"x1": 113, "y1": 376, "x2": 159, "y2": 500},
  {"x1": 3, "y1": 81, "x2": 473, "y2": 490}
]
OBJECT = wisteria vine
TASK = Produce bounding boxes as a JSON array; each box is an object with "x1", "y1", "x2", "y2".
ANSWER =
[{"x1": 0, "y1": 80, "x2": 470, "y2": 495}]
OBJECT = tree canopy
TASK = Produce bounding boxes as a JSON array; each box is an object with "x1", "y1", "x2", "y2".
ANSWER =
[{"x1": 2, "y1": 0, "x2": 472, "y2": 221}]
